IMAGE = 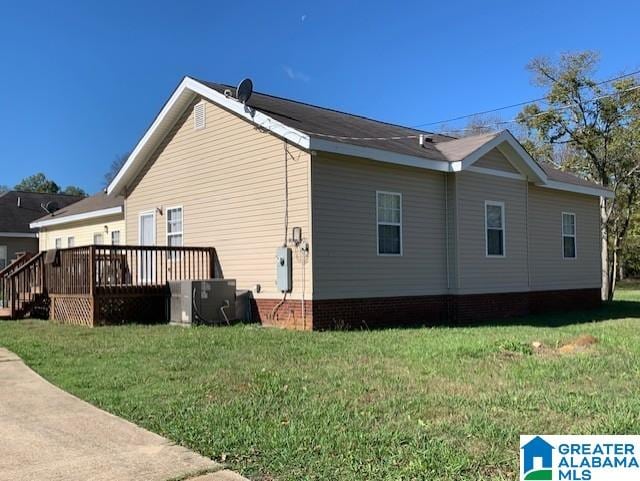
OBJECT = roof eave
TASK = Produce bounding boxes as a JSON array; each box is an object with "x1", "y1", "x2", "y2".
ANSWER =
[{"x1": 30, "y1": 206, "x2": 123, "y2": 229}]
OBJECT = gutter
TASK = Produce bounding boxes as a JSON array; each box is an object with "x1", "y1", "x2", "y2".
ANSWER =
[{"x1": 30, "y1": 206, "x2": 123, "y2": 229}]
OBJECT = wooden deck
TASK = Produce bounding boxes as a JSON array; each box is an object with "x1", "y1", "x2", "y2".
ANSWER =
[{"x1": 0, "y1": 245, "x2": 218, "y2": 325}]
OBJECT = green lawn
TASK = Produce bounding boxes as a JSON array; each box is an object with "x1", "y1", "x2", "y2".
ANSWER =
[{"x1": 2, "y1": 290, "x2": 640, "y2": 481}]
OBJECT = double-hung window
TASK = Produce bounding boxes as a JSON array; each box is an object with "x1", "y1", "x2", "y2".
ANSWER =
[
  {"x1": 167, "y1": 207, "x2": 183, "y2": 247},
  {"x1": 55, "y1": 238, "x2": 62, "y2": 249},
  {"x1": 93, "y1": 233, "x2": 104, "y2": 245},
  {"x1": 111, "y1": 230, "x2": 121, "y2": 245},
  {"x1": 67, "y1": 237, "x2": 75, "y2": 248},
  {"x1": 562, "y1": 212, "x2": 576, "y2": 259},
  {"x1": 485, "y1": 201, "x2": 505, "y2": 257},
  {"x1": 377, "y1": 192, "x2": 402, "y2": 255}
]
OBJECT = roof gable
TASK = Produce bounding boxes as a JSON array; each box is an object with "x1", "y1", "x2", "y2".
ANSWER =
[{"x1": 107, "y1": 77, "x2": 612, "y2": 199}]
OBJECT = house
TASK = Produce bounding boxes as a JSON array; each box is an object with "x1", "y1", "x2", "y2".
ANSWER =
[
  {"x1": 104, "y1": 77, "x2": 612, "y2": 330},
  {"x1": 0, "y1": 191, "x2": 83, "y2": 270},
  {"x1": 30, "y1": 192, "x2": 125, "y2": 250},
  {"x1": 521, "y1": 436, "x2": 554, "y2": 476}
]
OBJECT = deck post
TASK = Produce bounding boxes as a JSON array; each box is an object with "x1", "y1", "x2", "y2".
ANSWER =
[{"x1": 209, "y1": 248, "x2": 216, "y2": 279}]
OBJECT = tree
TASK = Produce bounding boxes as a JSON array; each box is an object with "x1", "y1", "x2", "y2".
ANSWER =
[
  {"x1": 13, "y1": 172, "x2": 87, "y2": 197},
  {"x1": 516, "y1": 51, "x2": 640, "y2": 300},
  {"x1": 104, "y1": 152, "x2": 130, "y2": 187},
  {"x1": 15, "y1": 173, "x2": 60, "y2": 193},
  {"x1": 61, "y1": 185, "x2": 87, "y2": 196}
]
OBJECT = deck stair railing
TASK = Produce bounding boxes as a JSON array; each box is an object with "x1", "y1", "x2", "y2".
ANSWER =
[{"x1": 0, "y1": 252, "x2": 45, "y2": 318}]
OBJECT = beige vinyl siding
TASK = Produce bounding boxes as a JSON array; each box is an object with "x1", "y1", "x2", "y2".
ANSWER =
[
  {"x1": 455, "y1": 171, "x2": 529, "y2": 294},
  {"x1": 125, "y1": 98, "x2": 312, "y2": 300},
  {"x1": 528, "y1": 185, "x2": 600, "y2": 290},
  {"x1": 38, "y1": 215, "x2": 125, "y2": 250},
  {"x1": 311, "y1": 154, "x2": 447, "y2": 299},
  {"x1": 472, "y1": 147, "x2": 519, "y2": 173}
]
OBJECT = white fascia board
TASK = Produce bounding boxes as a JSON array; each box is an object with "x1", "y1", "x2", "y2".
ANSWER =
[
  {"x1": 0, "y1": 232, "x2": 38, "y2": 238},
  {"x1": 107, "y1": 77, "x2": 310, "y2": 196},
  {"x1": 466, "y1": 166, "x2": 526, "y2": 180},
  {"x1": 461, "y1": 131, "x2": 548, "y2": 183},
  {"x1": 29, "y1": 206, "x2": 123, "y2": 229},
  {"x1": 537, "y1": 180, "x2": 614, "y2": 199},
  {"x1": 310, "y1": 138, "x2": 457, "y2": 172}
]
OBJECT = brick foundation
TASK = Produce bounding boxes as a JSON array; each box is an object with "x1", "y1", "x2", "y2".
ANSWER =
[{"x1": 253, "y1": 288, "x2": 601, "y2": 330}]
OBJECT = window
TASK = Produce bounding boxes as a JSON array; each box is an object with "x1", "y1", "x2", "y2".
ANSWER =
[
  {"x1": 194, "y1": 102, "x2": 205, "y2": 130},
  {"x1": 485, "y1": 201, "x2": 505, "y2": 257},
  {"x1": 377, "y1": 192, "x2": 402, "y2": 255},
  {"x1": 0, "y1": 246, "x2": 6, "y2": 270},
  {"x1": 55, "y1": 238, "x2": 62, "y2": 249},
  {"x1": 67, "y1": 237, "x2": 75, "y2": 248},
  {"x1": 93, "y1": 233, "x2": 104, "y2": 245},
  {"x1": 562, "y1": 212, "x2": 576, "y2": 259},
  {"x1": 111, "y1": 230, "x2": 121, "y2": 245},
  {"x1": 167, "y1": 207, "x2": 183, "y2": 247}
]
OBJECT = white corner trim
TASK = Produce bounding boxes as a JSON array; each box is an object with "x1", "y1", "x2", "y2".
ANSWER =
[
  {"x1": 29, "y1": 206, "x2": 123, "y2": 229},
  {"x1": 538, "y1": 180, "x2": 614, "y2": 199},
  {"x1": 0, "y1": 232, "x2": 38, "y2": 238},
  {"x1": 466, "y1": 166, "x2": 526, "y2": 180}
]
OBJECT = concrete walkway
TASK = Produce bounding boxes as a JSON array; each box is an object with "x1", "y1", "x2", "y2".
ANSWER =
[{"x1": 0, "y1": 348, "x2": 247, "y2": 481}]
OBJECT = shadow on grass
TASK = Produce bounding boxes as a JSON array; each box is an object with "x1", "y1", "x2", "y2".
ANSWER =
[{"x1": 469, "y1": 300, "x2": 640, "y2": 328}]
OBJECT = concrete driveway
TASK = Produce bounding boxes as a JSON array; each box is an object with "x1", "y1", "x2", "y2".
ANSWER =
[{"x1": 0, "y1": 348, "x2": 246, "y2": 481}]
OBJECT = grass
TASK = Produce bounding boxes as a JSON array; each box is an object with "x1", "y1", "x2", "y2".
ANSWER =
[{"x1": 2, "y1": 289, "x2": 640, "y2": 481}]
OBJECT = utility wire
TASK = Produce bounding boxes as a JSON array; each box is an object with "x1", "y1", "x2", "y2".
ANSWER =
[
  {"x1": 413, "y1": 68, "x2": 640, "y2": 128},
  {"x1": 297, "y1": 81, "x2": 640, "y2": 141}
]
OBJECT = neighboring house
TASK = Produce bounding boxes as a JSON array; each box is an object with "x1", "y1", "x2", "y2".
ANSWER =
[
  {"x1": 30, "y1": 192, "x2": 125, "y2": 249},
  {"x1": 0, "y1": 191, "x2": 83, "y2": 269},
  {"x1": 106, "y1": 77, "x2": 612, "y2": 330}
]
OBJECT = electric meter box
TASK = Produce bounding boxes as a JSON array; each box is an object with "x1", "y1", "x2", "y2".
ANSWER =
[{"x1": 276, "y1": 246, "x2": 292, "y2": 292}]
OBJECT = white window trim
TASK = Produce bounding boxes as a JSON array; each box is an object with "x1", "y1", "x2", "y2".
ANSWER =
[
  {"x1": 67, "y1": 237, "x2": 75, "y2": 248},
  {"x1": 485, "y1": 200, "x2": 506, "y2": 258},
  {"x1": 376, "y1": 191, "x2": 403, "y2": 257},
  {"x1": 562, "y1": 212, "x2": 577, "y2": 260},
  {"x1": 0, "y1": 246, "x2": 7, "y2": 269},
  {"x1": 166, "y1": 205, "x2": 184, "y2": 247},
  {"x1": 93, "y1": 233, "x2": 105, "y2": 245},
  {"x1": 138, "y1": 210, "x2": 156, "y2": 245},
  {"x1": 54, "y1": 237, "x2": 63, "y2": 249},
  {"x1": 111, "y1": 230, "x2": 121, "y2": 245}
]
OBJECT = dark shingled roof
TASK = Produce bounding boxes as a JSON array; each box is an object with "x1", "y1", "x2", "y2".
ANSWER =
[
  {"x1": 199, "y1": 80, "x2": 608, "y2": 192},
  {"x1": 0, "y1": 191, "x2": 84, "y2": 234},
  {"x1": 32, "y1": 192, "x2": 123, "y2": 224}
]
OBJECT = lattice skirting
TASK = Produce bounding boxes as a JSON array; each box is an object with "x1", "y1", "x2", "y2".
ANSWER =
[
  {"x1": 50, "y1": 290, "x2": 167, "y2": 327},
  {"x1": 50, "y1": 295, "x2": 94, "y2": 327}
]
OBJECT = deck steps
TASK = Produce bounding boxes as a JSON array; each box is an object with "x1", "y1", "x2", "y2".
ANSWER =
[{"x1": 0, "y1": 308, "x2": 11, "y2": 320}]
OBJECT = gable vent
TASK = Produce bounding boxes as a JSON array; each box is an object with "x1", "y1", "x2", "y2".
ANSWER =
[{"x1": 194, "y1": 102, "x2": 206, "y2": 130}]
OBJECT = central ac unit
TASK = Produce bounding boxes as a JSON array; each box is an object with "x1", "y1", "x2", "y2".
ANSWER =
[{"x1": 168, "y1": 279, "x2": 236, "y2": 326}]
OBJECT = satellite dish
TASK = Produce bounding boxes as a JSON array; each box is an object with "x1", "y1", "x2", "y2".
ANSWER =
[
  {"x1": 45, "y1": 201, "x2": 59, "y2": 213},
  {"x1": 236, "y1": 78, "x2": 253, "y2": 104}
]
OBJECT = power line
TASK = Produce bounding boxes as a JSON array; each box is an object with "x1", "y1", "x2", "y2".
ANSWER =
[
  {"x1": 412, "y1": 68, "x2": 640, "y2": 128},
  {"x1": 295, "y1": 81, "x2": 640, "y2": 141}
]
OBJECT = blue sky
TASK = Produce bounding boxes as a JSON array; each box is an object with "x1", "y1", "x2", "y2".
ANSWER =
[{"x1": 1, "y1": 0, "x2": 639, "y2": 193}]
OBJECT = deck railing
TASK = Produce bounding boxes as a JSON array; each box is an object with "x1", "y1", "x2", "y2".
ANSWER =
[
  {"x1": 46, "y1": 245, "x2": 218, "y2": 295},
  {"x1": 0, "y1": 253, "x2": 35, "y2": 309},
  {"x1": 1, "y1": 252, "x2": 45, "y2": 317}
]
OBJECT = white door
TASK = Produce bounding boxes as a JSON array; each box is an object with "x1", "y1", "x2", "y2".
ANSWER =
[{"x1": 139, "y1": 213, "x2": 155, "y2": 282}]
